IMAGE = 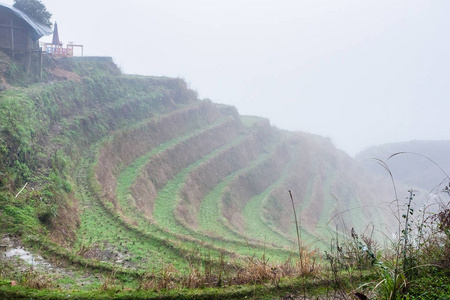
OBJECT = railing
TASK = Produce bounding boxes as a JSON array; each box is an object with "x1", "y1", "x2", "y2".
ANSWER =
[{"x1": 40, "y1": 42, "x2": 83, "y2": 57}]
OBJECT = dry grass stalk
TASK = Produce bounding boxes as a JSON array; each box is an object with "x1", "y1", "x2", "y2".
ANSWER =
[
  {"x1": 183, "y1": 265, "x2": 204, "y2": 288},
  {"x1": 100, "y1": 273, "x2": 118, "y2": 291},
  {"x1": 138, "y1": 270, "x2": 156, "y2": 290},
  {"x1": 23, "y1": 269, "x2": 55, "y2": 289},
  {"x1": 157, "y1": 264, "x2": 177, "y2": 290},
  {"x1": 289, "y1": 190, "x2": 303, "y2": 269}
]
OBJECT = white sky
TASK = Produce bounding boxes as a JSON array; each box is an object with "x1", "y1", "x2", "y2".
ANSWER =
[{"x1": 5, "y1": 0, "x2": 450, "y2": 155}]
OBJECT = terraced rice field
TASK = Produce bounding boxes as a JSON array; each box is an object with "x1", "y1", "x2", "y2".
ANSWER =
[
  {"x1": 25, "y1": 71, "x2": 389, "y2": 274},
  {"x1": 71, "y1": 92, "x2": 370, "y2": 273}
]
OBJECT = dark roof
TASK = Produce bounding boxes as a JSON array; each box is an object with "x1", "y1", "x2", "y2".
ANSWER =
[{"x1": 0, "y1": 3, "x2": 52, "y2": 40}]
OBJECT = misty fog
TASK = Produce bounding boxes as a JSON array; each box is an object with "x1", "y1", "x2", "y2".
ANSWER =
[{"x1": 7, "y1": 0, "x2": 450, "y2": 155}]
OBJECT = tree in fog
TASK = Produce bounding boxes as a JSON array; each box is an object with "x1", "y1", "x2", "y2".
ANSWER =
[{"x1": 13, "y1": 0, "x2": 52, "y2": 28}]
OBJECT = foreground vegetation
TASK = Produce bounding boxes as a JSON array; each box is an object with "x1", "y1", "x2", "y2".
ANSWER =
[{"x1": 2, "y1": 200, "x2": 450, "y2": 299}]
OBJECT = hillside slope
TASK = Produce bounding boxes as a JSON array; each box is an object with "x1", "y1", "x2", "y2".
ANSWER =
[
  {"x1": 356, "y1": 140, "x2": 450, "y2": 191},
  {"x1": 0, "y1": 55, "x2": 397, "y2": 293}
]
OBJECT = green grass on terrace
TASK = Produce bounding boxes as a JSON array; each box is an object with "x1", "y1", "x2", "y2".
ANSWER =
[
  {"x1": 242, "y1": 155, "x2": 296, "y2": 247},
  {"x1": 75, "y1": 149, "x2": 191, "y2": 271},
  {"x1": 240, "y1": 115, "x2": 264, "y2": 127},
  {"x1": 151, "y1": 134, "x2": 295, "y2": 262},
  {"x1": 196, "y1": 150, "x2": 291, "y2": 248},
  {"x1": 115, "y1": 116, "x2": 232, "y2": 217},
  {"x1": 153, "y1": 134, "x2": 248, "y2": 236}
]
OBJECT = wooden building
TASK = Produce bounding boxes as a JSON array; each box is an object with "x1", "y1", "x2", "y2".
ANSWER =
[{"x1": 0, "y1": 3, "x2": 52, "y2": 57}]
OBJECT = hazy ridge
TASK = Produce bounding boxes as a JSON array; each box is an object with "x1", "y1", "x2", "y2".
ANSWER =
[{"x1": 356, "y1": 140, "x2": 450, "y2": 191}]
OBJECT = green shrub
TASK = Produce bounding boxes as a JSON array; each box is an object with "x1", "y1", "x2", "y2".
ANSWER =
[
  {"x1": 2, "y1": 205, "x2": 40, "y2": 233},
  {"x1": 37, "y1": 204, "x2": 58, "y2": 226},
  {"x1": 5, "y1": 63, "x2": 27, "y2": 86},
  {"x1": 63, "y1": 180, "x2": 72, "y2": 193},
  {"x1": 12, "y1": 160, "x2": 31, "y2": 184},
  {"x1": 406, "y1": 270, "x2": 450, "y2": 299}
]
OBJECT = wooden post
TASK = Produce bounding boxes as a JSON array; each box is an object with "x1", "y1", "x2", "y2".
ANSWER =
[
  {"x1": 39, "y1": 47, "x2": 42, "y2": 80},
  {"x1": 10, "y1": 17, "x2": 14, "y2": 59},
  {"x1": 26, "y1": 50, "x2": 32, "y2": 82}
]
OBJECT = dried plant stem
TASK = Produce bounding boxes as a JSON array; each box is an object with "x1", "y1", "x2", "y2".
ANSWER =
[
  {"x1": 289, "y1": 190, "x2": 303, "y2": 270},
  {"x1": 15, "y1": 182, "x2": 28, "y2": 198},
  {"x1": 403, "y1": 189, "x2": 414, "y2": 274}
]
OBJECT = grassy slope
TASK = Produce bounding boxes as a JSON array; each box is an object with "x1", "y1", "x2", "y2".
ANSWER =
[
  {"x1": 0, "y1": 55, "x2": 410, "y2": 299},
  {"x1": 151, "y1": 133, "x2": 293, "y2": 260},
  {"x1": 103, "y1": 109, "x2": 297, "y2": 262},
  {"x1": 76, "y1": 148, "x2": 190, "y2": 270},
  {"x1": 242, "y1": 155, "x2": 296, "y2": 247},
  {"x1": 198, "y1": 153, "x2": 274, "y2": 241},
  {"x1": 115, "y1": 117, "x2": 232, "y2": 218}
]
